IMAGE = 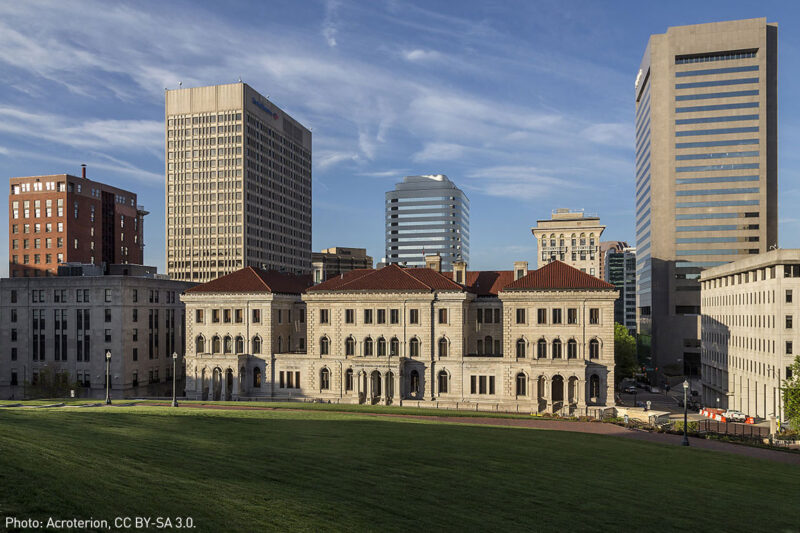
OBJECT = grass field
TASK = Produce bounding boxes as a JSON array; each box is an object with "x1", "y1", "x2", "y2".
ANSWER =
[{"x1": 1, "y1": 406, "x2": 798, "y2": 532}]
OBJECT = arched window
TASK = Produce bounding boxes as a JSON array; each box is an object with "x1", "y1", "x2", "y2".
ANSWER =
[
  {"x1": 320, "y1": 368, "x2": 330, "y2": 390},
  {"x1": 410, "y1": 370, "x2": 420, "y2": 394},
  {"x1": 410, "y1": 338, "x2": 420, "y2": 357},
  {"x1": 252, "y1": 336, "x2": 261, "y2": 354},
  {"x1": 223, "y1": 335, "x2": 232, "y2": 354},
  {"x1": 552, "y1": 339, "x2": 562, "y2": 359},
  {"x1": 320, "y1": 336, "x2": 329, "y2": 355},
  {"x1": 212, "y1": 335, "x2": 221, "y2": 354},
  {"x1": 277, "y1": 336, "x2": 283, "y2": 352},
  {"x1": 345, "y1": 368, "x2": 354, "y2": 391},
  {"x1": 390, "y1": 337, "x2": 399, "y2": 356},
  {"x1": 196, "y1": 335, "x2": 205, "y2": 353},
  {"x1": 364, "y1": 337, "x2": 373, "y2": 356},
  {"x1": 516, "y1": 372, "x2": 526, "y2": 396},
  {"x1": 438, "y1": 337, "x2": 448, "y2": 358},
  {"x1": 235, "y1": 335, "x2": 244, "y2": 354},
  {"x1": 537, "y1": 338, "x2": 547, "y2": 358},
  {"x1": 438, "y1": 370, "x2": 448, "y2": 394},
  {"x1": 484, "y1": 336, "x2": 493, "y2": 355},
  {"x1": 377, "y1": 337, "x2": 386, "y2": 356},
  {"x1": 516, "y1": 338, "x2": 526, "y2": 358},
  {"x1": 568, "y1": 339, "x2": 578, "y2": 359},
  {"x1": 253, "y1": 367, "x2": 262, "y2": 388},
  {"x1": 345, "y1": 337, "x2": 355, "y2": 356},
  {"x1": 589, "y1": 339, "x2": 600, "y2": 359}
]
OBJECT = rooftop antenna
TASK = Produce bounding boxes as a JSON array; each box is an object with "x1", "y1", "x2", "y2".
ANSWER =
[
  {"x1": 178, "y1": 81, "x2": 182, "y2": 88},
  {"x1": 238, "y1": 76, "x2": 242, "y2": 82}
]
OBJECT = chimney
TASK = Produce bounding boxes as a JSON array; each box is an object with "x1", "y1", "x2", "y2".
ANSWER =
[
  {"x1": 81, "y1": 164, "x2": 87, "y2": 179},
  {"x1": 425, "y1": 254, "x2": 442, "y2": 273},
  {"x1": 514, "y1": 261, "x2": 528, "y2": 280},
  {"x1": 452, "y1": 260, "x2": 467, "y2": 285}
]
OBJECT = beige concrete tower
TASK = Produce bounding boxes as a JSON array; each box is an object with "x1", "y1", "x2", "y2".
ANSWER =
[
  {"x1": 635, "y1": 19, "x2": 778, "y2": 379},
  {"x1": 165, "y1": 83, "x2": 312, "y2": 282},
  {"x1": 532, "y1": 209, "x2": 605, "y2": 277}
]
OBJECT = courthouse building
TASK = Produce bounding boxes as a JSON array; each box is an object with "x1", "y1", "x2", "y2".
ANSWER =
[{"x1": 182, "y1": 257, "x2": 617, "y2": 414}]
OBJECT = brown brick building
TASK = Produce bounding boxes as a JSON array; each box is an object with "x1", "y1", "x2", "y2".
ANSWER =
[{"x1": 8, "y1": 168, "x2": 146, "y2": 277}]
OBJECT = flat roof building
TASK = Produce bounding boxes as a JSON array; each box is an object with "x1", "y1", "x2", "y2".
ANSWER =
[
  {"x1": 165, "y1": 82, "x2": 312, "y2": 282},
  {"x1": 532, "y1": 209, "x2": 605, "y2": 277},
  {"x1": 8, "y1": 168, "x2": 146, "y2": 278},
  {"x1": 635, "y1": 18, "x2": 778, "y2": 379},
  {"x1": 312, "y1": 247, "x2": 373, "y2": 284},
  {"x1": 700, "y1": 249, "x2": 799, "y2": 422},
  {"x1": 385, "y1": 175, "x2": 469, "y2": 271}
]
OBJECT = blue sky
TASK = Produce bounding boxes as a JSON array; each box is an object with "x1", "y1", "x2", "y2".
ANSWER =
[{"x1": 1, "y1": 1, "x2": 799, "y2": 275}]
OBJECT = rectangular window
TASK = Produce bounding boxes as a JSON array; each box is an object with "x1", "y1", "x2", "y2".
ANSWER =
[
  {"x1": 223, "y1": 309, "x2": 231, "y2": 323},
  {"x1": 489, "y1": 376, "x2": 495, "y2": 395},
  {"x1": 567, "y1": 308, "x2": 577, "y2": 324},
  {"x1": 787, "y1": 341, "x2": 793, "y2": 355},
  {"x1": 377, "y1": 309, "x2": 385, "y2": 324},
  {"x1": 476, "y1": 309, "x2": 483, "y2": 324},
  {"x1": 105, "y1": 329, "x2": 112, "y2": 343},
  {"x1": 438, "y1": 308, "x2": 447, "y2": 324},
  {"x1": 105, "y1": 308, "x2": 111, "y2": 322},
  {"x1": 390, "y1": 309, "x2": 399, "y2": 324},
  {"x1": 364, "y1": 309, "x2": 373, "y2": 324},
  {"x1": 479, "y1": 376, "x2": 487, "y2": 394},
  {"x1": 252, "y1": 309, "x2": 260, "y2": 323},
  {"x1": 470, "y1": 375, "x2": 477, "y2": 394},
  {"x1": 589, "y1": 308, "x2": 600, "y2": 324},
  {"x1": 196, "y1": 309, "x2": 204, "y2": 323},
  {"x1": 537, "y1": 308, "x2": 547, "y2": 324},
  {"x1": 409, "y1": 309, "x2": 419, "y2": 324},
  {"x1": 787, "y1": 290, "x2": 793, "y2": 304},
  {"x1": 345, "y1": 309, "x2": 354, "y2": 324},
  {"x1": 787, "y1": 315, "x2": 793, "y2": 329},
  {"x1": 516, "y1": 308, "x2": 525, "y2": 324},
  {"x1": 493, "y1": 309, "x2": 500, "y2": 323},
  {"x1": 320, "y1": 309, "x2": 329, "y2": 324},
  {"x1": 212, "y1": 309, "x2": 220, "y2": 323},
  {"x1": 552, "y1": 309, "x2": 562, "y2": 324}
]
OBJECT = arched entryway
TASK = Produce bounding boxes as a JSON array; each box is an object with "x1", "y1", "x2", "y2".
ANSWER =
[
  {"x1": 212, "y1": 368, "x2": 222, "y2": 401},
  {"x1": 551, "y1": 375, "x2": 564, "y2": 413},
  {"x1": 225, "y1": 369, "x2": 234, "y2": 401},
  {"x1": 201, "y1": 368, "x2": 209, "y2": 400},
  {"x1": 370, "y1": 370, "x2": 382, "y2": 404}
]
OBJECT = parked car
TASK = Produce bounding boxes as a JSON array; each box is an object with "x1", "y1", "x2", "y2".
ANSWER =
[
  {"x1": 649, "y1": 386, "x2": 660, "y2": 393},
  {"x1": 623, "y1": 386, "x2": 637, "y2": 394},
  {"x1": 723, "y1": 410, "x2": 747, "y2": 423}
]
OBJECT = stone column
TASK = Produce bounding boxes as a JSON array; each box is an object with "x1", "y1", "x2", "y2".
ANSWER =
[
  {"x1": 220, "y1": 371, "x2": 227, "y2": 402},
  {"x1": 545, "y1": 377, "x2": 553, "y2": 414},
  {"x1": 366, "y1": 371, "x2": 373, "y2": 404},
  {"x1": 578, "y1": 378, "x2": 587, "y2": 412}
]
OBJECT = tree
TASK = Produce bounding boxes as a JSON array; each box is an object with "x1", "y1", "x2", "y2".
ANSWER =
[
  {"x1": 782, "y1": 355, "x2": 800, "y2": 431},
  {"x1": 614, "y1": 323, "x2": 638, "y2": 381},
  {"x1": 26, "y1": 365, "x2": 78, "y2": 399}
]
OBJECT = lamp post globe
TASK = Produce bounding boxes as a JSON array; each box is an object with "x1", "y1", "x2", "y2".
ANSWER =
[
  {"x1": 171, "y1": 352, "x2": 179, "y2": 408},
  {"x1": 105, "y1": 351, "x2": 112, "y2": 405},
  {"x1": 681, "y1": 379, "x2": 690, "y2": 447}
]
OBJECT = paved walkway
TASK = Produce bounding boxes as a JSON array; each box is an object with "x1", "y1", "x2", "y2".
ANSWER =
[{"x1": 141, "y1": 402, "x2": 800, "y2": 466}]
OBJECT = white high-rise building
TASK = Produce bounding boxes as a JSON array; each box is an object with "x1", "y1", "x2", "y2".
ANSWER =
[{"x1": 385, "y1": 175, "x2": 469, "y2": 270}]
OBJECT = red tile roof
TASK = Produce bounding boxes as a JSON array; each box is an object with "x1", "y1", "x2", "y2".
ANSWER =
[
  {"x1": 185, "y1": 267, "x2": 313, "y2": 294},
  {"x1": 307, "y1": 264, "x2": 465, "y2": 292},
  {"x1": 501, "y1": 260, "x2": 615, "y2": 291},
  {"x1": 463, "y1": 270, "x2": 515, "y2": 296}
]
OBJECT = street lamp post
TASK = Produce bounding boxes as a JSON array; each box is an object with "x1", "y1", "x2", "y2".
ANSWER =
[
  {"x1": 682, "y1": 379, "x2": 690, "y2": 447},
  {"x1": 172, "y1": 352, "x2": 179, "y2": 407},
  {"x1": 105, "y1": 351, "x2": 112, "y2": 405}
]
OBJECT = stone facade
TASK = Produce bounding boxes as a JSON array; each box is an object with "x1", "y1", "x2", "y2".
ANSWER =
[
  {"x1": 700, "y1": 249, "x2": 800, "y2": 421},
  {"x1": 0, "y1": 273, "x2": 193, "y2": 399},
  {"x1": 182, "y1": 262, "x2": 617, "y2": 415}
]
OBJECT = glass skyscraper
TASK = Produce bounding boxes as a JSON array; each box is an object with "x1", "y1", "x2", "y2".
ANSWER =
[
  {"x1": 385, "y1": 175, "x2": 469, "y2": 270},
  {"x1": 635, "y1": 18, "x2": 777, "y2": 378}
]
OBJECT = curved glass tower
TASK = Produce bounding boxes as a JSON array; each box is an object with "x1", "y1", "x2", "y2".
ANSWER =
[{"x1": 385, "y1": 175, "x2": 469, "y2": 270}]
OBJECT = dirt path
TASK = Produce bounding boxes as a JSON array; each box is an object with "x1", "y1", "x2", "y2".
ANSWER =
[{"x1": 139, "y1": 402, "x2": 800, "y2": 465}]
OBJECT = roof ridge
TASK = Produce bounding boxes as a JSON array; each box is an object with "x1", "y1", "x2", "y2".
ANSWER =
[
  {"x1": 249, "y1": 266, "x2": 273, "y2": 292},
  {"x1": 396, "y1": 265, "x2": 435, "y2": 290}
]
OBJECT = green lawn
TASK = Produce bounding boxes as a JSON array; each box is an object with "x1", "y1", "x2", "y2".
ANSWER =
[{"x1": 0, "y1": 407, "x2": 797, "y2": 532}]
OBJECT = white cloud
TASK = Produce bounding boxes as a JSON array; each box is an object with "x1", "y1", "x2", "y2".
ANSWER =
[
  {"x1": 317, "y1": 150, "x2": 359, "y2": 170},
  {"x1": 403, "y1": 49, "x2": 443, "y2": 62},
  {"x1": 322, "y1": 0, "x2": 341, "y2": 47},
  {"x1": 412, "y1": 142, "x2": 466, "y2": 162},
  {"x1": 465, "y1": 165, "x2": 585, "y2": 200},
  {"x1": 581, "y1": 122, "x2": 634, "y2": 148}
]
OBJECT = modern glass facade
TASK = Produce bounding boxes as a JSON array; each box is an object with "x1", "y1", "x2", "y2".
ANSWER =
[
  {"x1": 634, "y1": 18, "x2": 777, "y2": 379},
  {"x1": 385, "y1": 175, "x2": 469, "y2": 270}
]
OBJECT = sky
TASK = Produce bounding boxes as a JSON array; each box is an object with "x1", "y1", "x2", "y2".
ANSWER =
[{"x1": 1, "y1": 0, "x2": 799, "y2": 276}]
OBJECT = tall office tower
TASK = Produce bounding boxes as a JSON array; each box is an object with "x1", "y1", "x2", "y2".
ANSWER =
[
  {"x1": 635, "y1": 19, "x2": 777, "y2": 378},
  {"x1": 385, "y1": 175, "x2": 469, "y2": 270},
  {"x1": 532, "y1": 209, "x2": 605, "y2": 277},
  {"x1": 599, "y1": 240, "x2": 629, "y2": 280},
  {"x1": 8, "y1": 168, "x2": 146, "y2": 277},
  {"x1": 165, "y1": 83, "x2": 312, "y2": 282},
  {"x1": 604, "y1": 247, "x2": 637, "y2": 334}
]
